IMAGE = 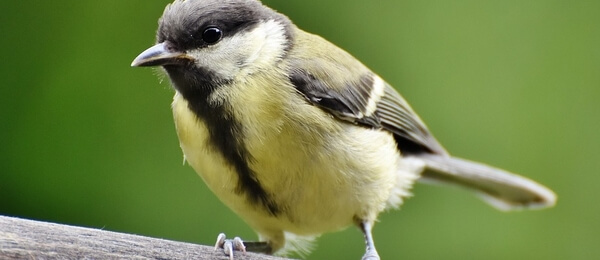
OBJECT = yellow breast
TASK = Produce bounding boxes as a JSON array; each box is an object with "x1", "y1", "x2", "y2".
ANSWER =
[{"x1": 170, "y1": 72, "x2": 416, "y2": 243}]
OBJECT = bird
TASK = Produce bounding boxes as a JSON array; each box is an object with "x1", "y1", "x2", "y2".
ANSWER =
[{"x1": 131, "y1": 0, "x2": 556, "y2": 259}]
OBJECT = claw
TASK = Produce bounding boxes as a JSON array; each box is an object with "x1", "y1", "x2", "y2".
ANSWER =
[
  {"x1": 214, "y1": 233, "x2": 226, "y2": 250},
  {"x1": 233, "y1": 237, "x2": 246, "y2": 253},
  {"x1": 223, "y1": 240, "x2": 233, "y2": 260}
]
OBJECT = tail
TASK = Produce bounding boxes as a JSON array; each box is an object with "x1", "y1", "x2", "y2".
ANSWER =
[{"x1": 412, "y1": 154, "x2": 556, "y2": 211}]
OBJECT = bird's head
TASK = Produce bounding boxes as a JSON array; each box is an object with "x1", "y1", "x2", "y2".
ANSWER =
[{"x1": 131, "y1": 0, "x2": 294, "y2": 94}]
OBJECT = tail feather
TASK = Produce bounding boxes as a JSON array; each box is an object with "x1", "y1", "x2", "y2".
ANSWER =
[{"x1": 413, "y1": 154, "x2": 556, "y2": 211}]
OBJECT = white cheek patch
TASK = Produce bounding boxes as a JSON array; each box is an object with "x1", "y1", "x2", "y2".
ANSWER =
[
  {"x1": 187, "y1": 20, "x2": 288, "y2": 79},
  {"x1": 241, "y1": 19, "x2": 288, "y2": 72}
]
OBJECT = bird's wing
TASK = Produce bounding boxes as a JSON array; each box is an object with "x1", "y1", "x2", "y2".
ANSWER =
[{"x1": 289, "y1": 65, "x2": 447, "y2": 156}]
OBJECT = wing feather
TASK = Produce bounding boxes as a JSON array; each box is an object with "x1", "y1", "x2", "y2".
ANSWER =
[{"x1": 290, "y1": 66, "x2": 446, "y2": 155}]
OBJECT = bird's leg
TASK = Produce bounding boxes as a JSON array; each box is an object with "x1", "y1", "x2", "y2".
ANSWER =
[
  {"x1": 359, "y1": 221, "x2": 380, "y2": 260},
  {"x1": 214, "y1": 233, "x2": 272, "y2": 259}
]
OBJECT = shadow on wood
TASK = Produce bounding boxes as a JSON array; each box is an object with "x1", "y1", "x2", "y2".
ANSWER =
[{"x1": 0, "y1": 215, "x2": 292, "y2": 259}]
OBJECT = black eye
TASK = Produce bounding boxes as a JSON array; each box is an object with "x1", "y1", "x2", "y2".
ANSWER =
[{"x1": 202, "y1": 27, "x2": 222, "y2": 44}]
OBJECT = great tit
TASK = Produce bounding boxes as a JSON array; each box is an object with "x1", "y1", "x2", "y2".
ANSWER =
[{"x1": 131, "y1": 0, "x2": 556, "y2": 259}]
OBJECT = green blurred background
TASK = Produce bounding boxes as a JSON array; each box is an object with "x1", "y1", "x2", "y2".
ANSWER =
[{"x1": 1, "y1": 0, "x2": 598, "y2": 259}]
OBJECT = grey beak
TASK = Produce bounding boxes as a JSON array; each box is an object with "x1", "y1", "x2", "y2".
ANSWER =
[{"x1": 131, "y1": 42, "x2": 193, "y2": 67}]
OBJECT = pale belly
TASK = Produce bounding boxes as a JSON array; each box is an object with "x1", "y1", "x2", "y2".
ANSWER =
[{"x1": 171, "y1": 93, "x2": 418, "y2": 244}]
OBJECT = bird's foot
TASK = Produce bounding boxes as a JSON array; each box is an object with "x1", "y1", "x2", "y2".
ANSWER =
[
  {"x1": 361, "y1": 248, "x2": 381, "y2": 260},
  {"x1": 214, "y1": 233, "x2": 246, "y2": 260}
]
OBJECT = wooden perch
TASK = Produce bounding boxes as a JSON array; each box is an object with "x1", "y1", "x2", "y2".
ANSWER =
[{"x1": 0, "y1": 215, "x2": 292, "y2": 259}]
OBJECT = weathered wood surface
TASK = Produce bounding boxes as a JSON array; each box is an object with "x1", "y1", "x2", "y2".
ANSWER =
[{"x1": 0, "y1": 215, "x2": 291, "y2": 259}]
